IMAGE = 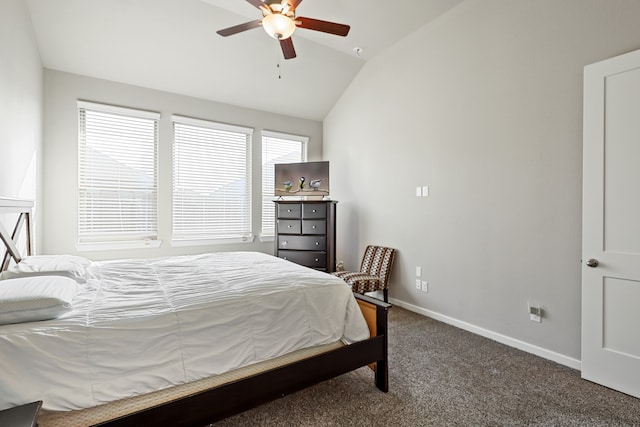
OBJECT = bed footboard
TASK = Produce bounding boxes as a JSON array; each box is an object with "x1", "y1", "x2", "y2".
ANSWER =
[
  {"x1": 97, "y1": 294, "x2": 391, "y2": 427},
  {"x1": 354, "y1": 293, "x2": 392, "y2": 392}
]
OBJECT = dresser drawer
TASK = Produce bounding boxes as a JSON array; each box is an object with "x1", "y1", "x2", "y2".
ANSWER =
[
  {"x1": 302, "y1": 203, "x2": 326, "y2": 219},
  {"x1": 278, "y1": 235, "x2": 326, "y2": 251},
  {"x1": 302, "y1": 220, "x2": 326, "y2": 235},
  {"x1": 277, "y1": 203, "x2": 301, "y2": 219},
  {"x1": 277, "y1": 219, "x2": 301, "y2": 234},
  {"x1": 279, "y1": 250, "x2": 327, "y2": 269}
]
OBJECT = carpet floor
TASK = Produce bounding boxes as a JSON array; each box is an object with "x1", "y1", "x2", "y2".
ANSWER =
[{"x1": 215, "y1": 307, "x2": 640, "y2": 426}]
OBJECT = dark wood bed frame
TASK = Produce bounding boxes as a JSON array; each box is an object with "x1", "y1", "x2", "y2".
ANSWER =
[{"x1": 0, "y1": 198, "x2": 391, "y2": 426}]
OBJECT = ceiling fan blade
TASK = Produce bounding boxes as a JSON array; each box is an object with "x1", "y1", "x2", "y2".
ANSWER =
[
  {"x1": 246, "y1": 0, "x2": 265, "y2": 9},
  {"x1": 217, "y1": 20, "x2": 262, "y2": 37},
  {"x1": 280, "y1": 37, "x2": 296, "y2": 60},
  {"x1": 246, "y1": 0, "x2": 272, "y2": 14},
  {"x1": 281, "y1": 0, "x2": 303, "y2": 14},
  {"x1": 296, "y1": 17, "x2": 350, "y2": 37}
]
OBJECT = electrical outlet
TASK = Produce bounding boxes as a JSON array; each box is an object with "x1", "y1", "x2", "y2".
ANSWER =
[
  {"x1": 416, "y1": 279, "x2": 422, "y2": 290},
  {"x1": 421, "y1": 281, "x2": 428, "y2": 292},
  {"x1": 528, "y1": 303, "x2": 542, "y2": 323}
]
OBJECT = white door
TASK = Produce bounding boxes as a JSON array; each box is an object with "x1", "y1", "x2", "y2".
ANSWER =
[{"x1": 582, "y1": 48, "x2": 640, "y2": 398}]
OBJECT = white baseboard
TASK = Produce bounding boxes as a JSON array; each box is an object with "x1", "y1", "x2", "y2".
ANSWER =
[{"x1": 390, "y1": 298, "x2": 582, "y2": 371}]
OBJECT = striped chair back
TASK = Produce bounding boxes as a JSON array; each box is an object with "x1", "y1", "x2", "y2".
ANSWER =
[{"x1": 360, "y1": 245, "x2": 396, "y2": 289}]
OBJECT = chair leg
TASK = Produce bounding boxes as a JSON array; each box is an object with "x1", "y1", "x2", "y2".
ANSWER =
[{"x1": 383, "y1": 289, "x2": 388, "y2": 303}]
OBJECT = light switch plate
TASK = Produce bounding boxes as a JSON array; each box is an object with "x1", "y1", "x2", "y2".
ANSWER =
[
  {"x1": 415, "y1": 186, "x2": 422, "y2": 197},
  {"x1": 422, "y1": 186, "x2": 429, "y2": 197},
  {"x1": 416, "y1": 266, "x2": 422, "y2": 277}
]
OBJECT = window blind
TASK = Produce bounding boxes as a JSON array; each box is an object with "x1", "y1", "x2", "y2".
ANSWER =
[
  {"x1": 172, "y1": 116, "x2": 253, "y2": 243},
  {"x1": 261, "y1": 131, "x2": 307, "y2": 237},
  {"x1": 77, "y1": 101, "x2": 159, "y2": 245}
]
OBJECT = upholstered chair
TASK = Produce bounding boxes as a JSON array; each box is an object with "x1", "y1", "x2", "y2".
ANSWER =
[{"x1": 332, "y1": 245, "x2": 396, "y2": 302}]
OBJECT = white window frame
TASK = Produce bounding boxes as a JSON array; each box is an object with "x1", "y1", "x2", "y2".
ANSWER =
[
  {"x1": 260, "y1": 130, "x2": 308, "y2": 241},
  {"x1": 171, "y1": 115, "x2": 254, "y2": 246},
  {"x1": 76, "y1": 101, "x2": 160, "y2": 251}
]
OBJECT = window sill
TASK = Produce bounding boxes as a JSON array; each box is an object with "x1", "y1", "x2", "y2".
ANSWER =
[
  {"x1": 259, "y1": 235, "x2": 274, "y2": 243},
  {"x1": 170, "y1": 235, "x2": 255, "y2": 247},
  {"x1": 76, "y1": 240, "x2": 162, "y2": 252}
]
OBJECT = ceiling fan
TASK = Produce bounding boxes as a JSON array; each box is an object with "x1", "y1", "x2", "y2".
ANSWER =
[{"x1": 216, "y1": 0, "x2": 351, "y2": 60}]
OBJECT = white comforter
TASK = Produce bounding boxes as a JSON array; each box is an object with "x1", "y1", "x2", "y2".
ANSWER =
[{"x1": 0, "y1": 252, "x2": 369, "y2": 411}]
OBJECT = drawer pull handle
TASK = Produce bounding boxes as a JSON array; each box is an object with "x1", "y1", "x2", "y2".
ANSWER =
[
  {"x1": 312, "y1": 225, "x2": 316, "y2": 229},
  {"x1": 283, "y1": 241, "x2": 288, "y2": 246},
  {"x1": 312, "y1": 209, "x2": 317, "y2": 213},
  {"x1": 287, "y1": 209, "x2": 292, "y2": 213},
  {"x1": 315, "y1": 242, "x2": 319, "y2": 246},
  {"x1": 315, "y1": 258, "x2": 319, "y2": 262},
  {"x1": 287, "y1": 225, "x2": 292, "y2": 228}
]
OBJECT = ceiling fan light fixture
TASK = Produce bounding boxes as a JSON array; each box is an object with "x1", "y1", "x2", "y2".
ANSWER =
[{"x1": 262, "y1": 13, "x2": 296, "y2": 40}]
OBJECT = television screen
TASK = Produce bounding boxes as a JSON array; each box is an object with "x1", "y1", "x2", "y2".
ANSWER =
[{"x1": 274, "y1": 161, "x2": 329, "y2": 197}]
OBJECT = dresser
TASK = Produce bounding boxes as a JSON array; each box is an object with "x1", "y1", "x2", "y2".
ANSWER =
[{"x1": 274, "y1": 200, "x2": 337, "y2": 272}]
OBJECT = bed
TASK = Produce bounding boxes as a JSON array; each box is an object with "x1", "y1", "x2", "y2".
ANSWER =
[{"x1": 0, "y1": 198, "x2": 390, "y2": 426}]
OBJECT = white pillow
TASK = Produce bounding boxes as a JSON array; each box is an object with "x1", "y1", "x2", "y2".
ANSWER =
[
  {"x1": 0, "y1": 255, "x2": 92, "y2": 284},
  {"x1": 0, "y1": 276, "x2": 79, "y2": 325}
]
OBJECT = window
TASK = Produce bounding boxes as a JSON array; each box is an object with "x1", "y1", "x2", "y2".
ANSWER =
[
  {"x1": 172, "y1": 116, "x2": 253, "y2": 244},
  {"x1": 77, "y1": 101, "x2": 159, "y2": 249},
  {"x1": 261, "y1": 131, "x2": 307, "y2": 238}
]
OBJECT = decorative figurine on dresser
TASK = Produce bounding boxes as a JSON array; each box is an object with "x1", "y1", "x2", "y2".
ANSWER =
[{"x1": 274, "y1": 200, "x2": 337, "y2": 272}]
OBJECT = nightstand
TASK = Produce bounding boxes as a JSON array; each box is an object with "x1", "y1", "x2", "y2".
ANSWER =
[{"x1": 0, "y1": 401, "x2": 42, "y2": 427}]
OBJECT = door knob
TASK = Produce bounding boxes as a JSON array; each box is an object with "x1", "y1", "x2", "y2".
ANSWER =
[{"x1": 586, "y1": 258, "x2": 599, "y2": 268}]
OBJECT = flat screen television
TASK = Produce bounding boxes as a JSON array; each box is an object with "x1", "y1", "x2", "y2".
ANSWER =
[{"x1": 274, "y1": 161, "x2": 329, "y2": 198}]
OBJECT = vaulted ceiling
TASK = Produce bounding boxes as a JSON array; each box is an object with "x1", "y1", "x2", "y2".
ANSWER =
[{"x1": 26, "y1": 0, "x2": 464, "y2": 120}]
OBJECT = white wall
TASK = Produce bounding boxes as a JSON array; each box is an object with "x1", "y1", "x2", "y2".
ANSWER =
[
  {"x1": 0, "y1": 0, "x2": 43, "y2": 218},
  {"x1": 42, "y1": 70, "x2": 322, "y2": 259},
  {"x1": 324, "y1": 0, "x2": 640, "y2": 362}
]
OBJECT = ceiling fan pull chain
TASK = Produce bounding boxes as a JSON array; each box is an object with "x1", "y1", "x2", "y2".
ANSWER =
[{"x1": 276, "y1": 42, "x2": 283, "y2": 80}]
